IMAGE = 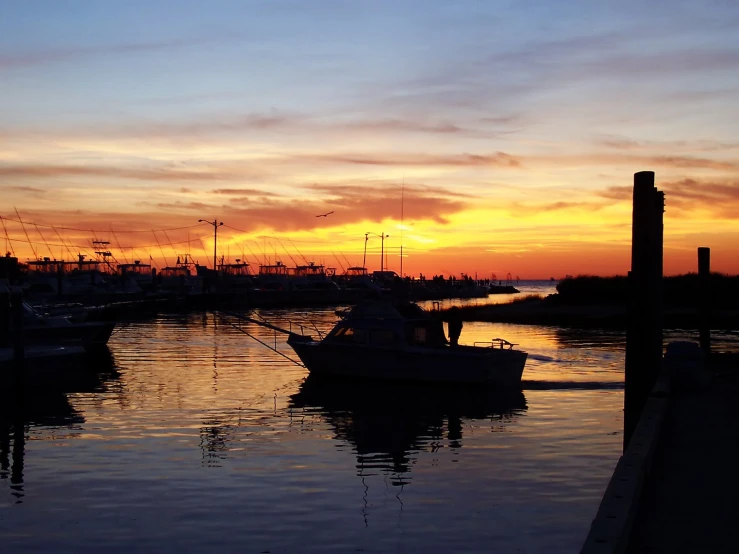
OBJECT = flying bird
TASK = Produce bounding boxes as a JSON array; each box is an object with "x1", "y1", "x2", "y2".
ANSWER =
[{"x1": 316, "y1": 211, "x2": 334, "y2": 218}]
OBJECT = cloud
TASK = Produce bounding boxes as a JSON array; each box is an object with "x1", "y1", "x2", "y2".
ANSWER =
[
  {"x1": 298, "y1": 151, "x2": 522, "y2": 168},
  {"x1": 9, "y1": 185, "x2": 46, "y2": 195},
  {"x1": 0, "y1": 163, "x2": 243, "y2": 181},
  {"x1": 211, "y1": 188, "x2": 281, "y2": 196},
  {"x1": 596, "y1": 135, "x2": 739, "y2": 153},
  {"x1": 600, "y1": 178, "x2": 739, "y2": 218},
  {"x1": 0, "y1": 36, "x2": 229, "y2": 70}
]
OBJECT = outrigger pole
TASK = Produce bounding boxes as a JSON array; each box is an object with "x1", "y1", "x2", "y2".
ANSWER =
[{"x1": 215, "y1": 310, "x2": 306, "y2": 368}]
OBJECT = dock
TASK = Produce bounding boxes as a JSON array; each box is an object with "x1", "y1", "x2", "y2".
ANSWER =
[
  {"x1": 582, "y1": 171, "x2": 738, "y2": 553},
  {"x1": 581, "y1": 351, "x2": 739, "y2": 554}
]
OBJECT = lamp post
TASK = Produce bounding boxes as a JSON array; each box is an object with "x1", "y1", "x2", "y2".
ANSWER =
[
  {"x1": 363, "y1": 233, "x2": 369, "y2": 269},
  {"x1": 199, "y1": 219, "x2": 223, "y2": 270},
  {"x1": 380, "y1": 233, "x2": 389, "y2": 272},
  {"x1": 365, "y1": 232, "x2": 390, "y2": 272}
]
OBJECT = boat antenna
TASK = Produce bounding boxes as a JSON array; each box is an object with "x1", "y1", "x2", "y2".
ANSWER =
[
  {"x1": 400, "y1": 176, "x2": 404, "y2": 278},
  {"x1": 14, "y1": 207, "x2": 37, "y2": 260}
]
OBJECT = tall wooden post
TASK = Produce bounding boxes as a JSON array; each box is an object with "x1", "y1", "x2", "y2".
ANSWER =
[
  {"x1": 698, "y1": 247, "x2": 711, "y2": 355},
  {"x1": 624, "y1": 171, "x2": 664, "y2": 451},
  {"x1": 9, "y1": 287, "x2": 25, "y2": 389}
]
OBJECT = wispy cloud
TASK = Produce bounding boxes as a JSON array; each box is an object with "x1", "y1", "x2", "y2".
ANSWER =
[
  {"x1": 0, "y1": 36, "x2": 231, "y2": 70},
  {"x1": 600, "y1": 178, "x2": 739, "y2": 218},
  {"x1": 0, "y1": 163, "x2": 244, "y2": 181}
]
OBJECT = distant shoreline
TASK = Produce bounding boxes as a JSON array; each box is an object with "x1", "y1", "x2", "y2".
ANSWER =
[{"x1": 441, "y1": 297, "x2": 739, "y2": 330}]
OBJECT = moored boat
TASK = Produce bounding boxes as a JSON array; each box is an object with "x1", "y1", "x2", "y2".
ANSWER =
[{"x1": 287, "y1": 300, "x2": 527, "y2": 386}]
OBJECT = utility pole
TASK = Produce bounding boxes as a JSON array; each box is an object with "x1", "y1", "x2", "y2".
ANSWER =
[{"x1": 199, "y1": 219, "x2": 223, "y2": 270}]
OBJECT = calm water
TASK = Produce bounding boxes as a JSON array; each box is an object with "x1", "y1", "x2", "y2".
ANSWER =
[{"x1": 1, "y1": 293, "x2": 633, "y2": 553}]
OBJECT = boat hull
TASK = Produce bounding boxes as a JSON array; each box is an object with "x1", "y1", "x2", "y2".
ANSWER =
[{"x1": 288, "y1": 336, "x2": 527, "y2": 387}]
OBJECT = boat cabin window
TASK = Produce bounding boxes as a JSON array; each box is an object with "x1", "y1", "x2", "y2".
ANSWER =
[
  {"x1": 331, "y1": 326, "x2": 366, "y2": 343},
  {"x1": 413, "y1": 327, "x2": 427, "y2": 344},
  {"x1": 370, "y1": 328, "x2": 396, "y2": 345}
]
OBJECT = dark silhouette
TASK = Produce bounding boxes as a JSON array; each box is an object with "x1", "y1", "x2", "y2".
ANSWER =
[
  {"x1": 447, "y1": 306, "x2": 463, "y2": 347},
  {"x1": 315, "y1": 211, "x2": 334, "y2": 217}
]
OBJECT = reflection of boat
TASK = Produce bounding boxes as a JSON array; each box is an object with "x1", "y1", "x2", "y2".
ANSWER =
[
  {"x1": 1, "y1": 349, "x2": 119, "y2": 503},
  {"x1": 289, "y1": 375, "x2": 526, "y2": 479},
  {"x1": 287, "y1": 300, "x2": 528, "y2": 386},
  {"x1": 1, "y1": 347, "x2": 119, "y2": 390}
]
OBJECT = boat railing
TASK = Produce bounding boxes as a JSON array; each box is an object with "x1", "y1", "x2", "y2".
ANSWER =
[
  {"x1": 289, "y1": 320, "x2": 325, "y2": 340},
  {"x1": 474, "y1": 338, "x2": 517, "y2": 350}
]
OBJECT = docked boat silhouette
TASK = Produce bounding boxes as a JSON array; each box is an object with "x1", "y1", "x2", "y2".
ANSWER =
[{"x1": 287, "y1": 300, "x2": 528, "y2": 386}]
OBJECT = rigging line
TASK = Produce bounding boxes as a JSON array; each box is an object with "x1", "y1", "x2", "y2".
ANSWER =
[
  {"x1": 244, "y1": 242, "x2": 261, "y2": 268},
  {"x1": 152, "y1": 230, "x2": 170, "y2": 268},
  {"x1": 197, "y1": 234, "x2": 209, "y2": 262},
  {"x1": 276, "y1": 238, "x2": 299, "y2": 267},
  {"x1": 330, "y1": 251, "x2": 345, "y2": 273},
  {"x1": 1, "y1": 215, "x2": 15, "y2": 256},
  {"x1": 33, "y1": 223, "x2": 55, "y2": 259},
  {"x1": 50, "y1": 225, "x2": 76, "y2": 260},
  {"x1": 163, "y1": 230, "x2": 182, "y2": 264},
  {"x1": 110, "y1": 228, "x2": 128, "y2": 265},
  {"x1": 14, "y1": 208, "x2": 37, "y2": 260},
  {"x1": 0, "y1": 216, "x2": 205, "y2": 234},
  {"x1": 286, "y1": 238, "x2": 308, "y2": 265},
  {"x1": 339, "y1": 250, "x2": 353, "y2": 268},
  {"x1": 216, "y1": 313, "x2": 305, "y2": 368}
]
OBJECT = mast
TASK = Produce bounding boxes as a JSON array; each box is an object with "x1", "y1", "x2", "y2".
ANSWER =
[{"x1": 400, "y1": 177, "x2": 404, "y2": 278}]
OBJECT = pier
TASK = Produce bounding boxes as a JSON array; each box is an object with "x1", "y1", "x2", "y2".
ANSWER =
[{"x1": 581, "y1": 173, "x2": 739, "y2": 552}]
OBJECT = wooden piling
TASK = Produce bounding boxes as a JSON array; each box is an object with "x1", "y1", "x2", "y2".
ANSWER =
[
  {"x1": 698, "y1": 247, "x2": 711, "y2": 355},
  {"x1": 624, "y1": 171, "x2": 664, "y2": 452},
  {"x1": 9, "y1": 287, "x2": 25, "y2": 388}
]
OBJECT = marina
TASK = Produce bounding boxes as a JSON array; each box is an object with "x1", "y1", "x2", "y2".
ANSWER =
[{"x1": 2, "y1": 305, "x2": 627, "y2": 553}]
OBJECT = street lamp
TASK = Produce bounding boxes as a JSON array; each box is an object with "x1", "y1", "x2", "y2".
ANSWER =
[
  {"x1": 199, "y1": 219, "x2": 223, "y2": 270},
  {"x1": 363, "y1": 233, "x2": 369, "y2": 269},
  {"x1": 365, "y1": 232, "x2": 389, "y2": 272}
]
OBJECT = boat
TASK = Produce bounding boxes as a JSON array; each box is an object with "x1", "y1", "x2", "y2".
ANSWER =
[
  {"x1": 286, "y1": 299, "x2": 527, "y2": 386},
  {"x1": 21, "y1": 301, "x2": 116, "y2": 351}
]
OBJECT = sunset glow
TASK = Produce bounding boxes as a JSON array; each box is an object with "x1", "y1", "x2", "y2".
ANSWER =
[{"x1": 2, "y1": 1, "x2": 739, "y2": 278}]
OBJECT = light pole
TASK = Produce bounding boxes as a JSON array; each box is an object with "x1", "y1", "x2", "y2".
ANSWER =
[
  {"x1": 365, "y1": 232, "x2": 389, "y2": 272},
  {"x1": 199, "y1": 219, "x2": 223, "y2": 270},
  {"x1": 380, "y1": 233, "x2": 389, "y2": 272},
  {"x1": 363, "y1": 233, "x2": 369, "y2": 269}
]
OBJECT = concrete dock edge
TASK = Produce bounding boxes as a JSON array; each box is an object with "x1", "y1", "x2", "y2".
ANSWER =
[{"x1": 580, "y1": 371, "x2": 669, "y2": 554}]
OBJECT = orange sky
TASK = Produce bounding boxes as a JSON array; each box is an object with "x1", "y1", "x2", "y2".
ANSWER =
[{"x1": 2, "y1": 2, "x2": 739, "y2": 278}]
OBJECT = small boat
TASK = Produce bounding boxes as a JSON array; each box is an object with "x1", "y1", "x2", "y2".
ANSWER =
[{"x1": 287, "y1": 300, "x2": 527, "y2": 386}]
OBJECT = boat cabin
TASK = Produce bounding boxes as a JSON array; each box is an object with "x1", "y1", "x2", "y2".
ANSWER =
[{"x1": 326, "y1": 301, "x2": 447, "y2": 348}]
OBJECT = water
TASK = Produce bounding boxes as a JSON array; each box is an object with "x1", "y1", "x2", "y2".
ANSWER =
[{"x1": 0, "y1": 302, "x2": 629, "y2": 553}]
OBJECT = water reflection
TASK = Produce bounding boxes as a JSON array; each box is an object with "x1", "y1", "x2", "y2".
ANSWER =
[
  {"x1": 0, "y1": 350, "x2": 120, "y2": 503},
  {"x1": 289, "y1": 376, "x2": 527, "y2": 485}
]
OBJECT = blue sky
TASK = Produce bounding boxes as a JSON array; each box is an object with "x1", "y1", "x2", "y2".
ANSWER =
[{"x1": 2, "y1": 0, "x2": 739, "y2": 276}]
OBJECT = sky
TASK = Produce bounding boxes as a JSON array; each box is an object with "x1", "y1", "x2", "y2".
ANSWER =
[{"x1": 1, "y1": 0, "x2": 739, "y2": 279}]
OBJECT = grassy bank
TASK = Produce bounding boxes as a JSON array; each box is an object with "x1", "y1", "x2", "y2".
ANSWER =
[{"x1": 441, "y1": 274, "x2": 739, "y2": 329}]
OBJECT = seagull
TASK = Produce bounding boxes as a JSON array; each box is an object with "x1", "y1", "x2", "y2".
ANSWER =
[{"x1": 316, "y1": 211, "x2": 334, "y2": 218}]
